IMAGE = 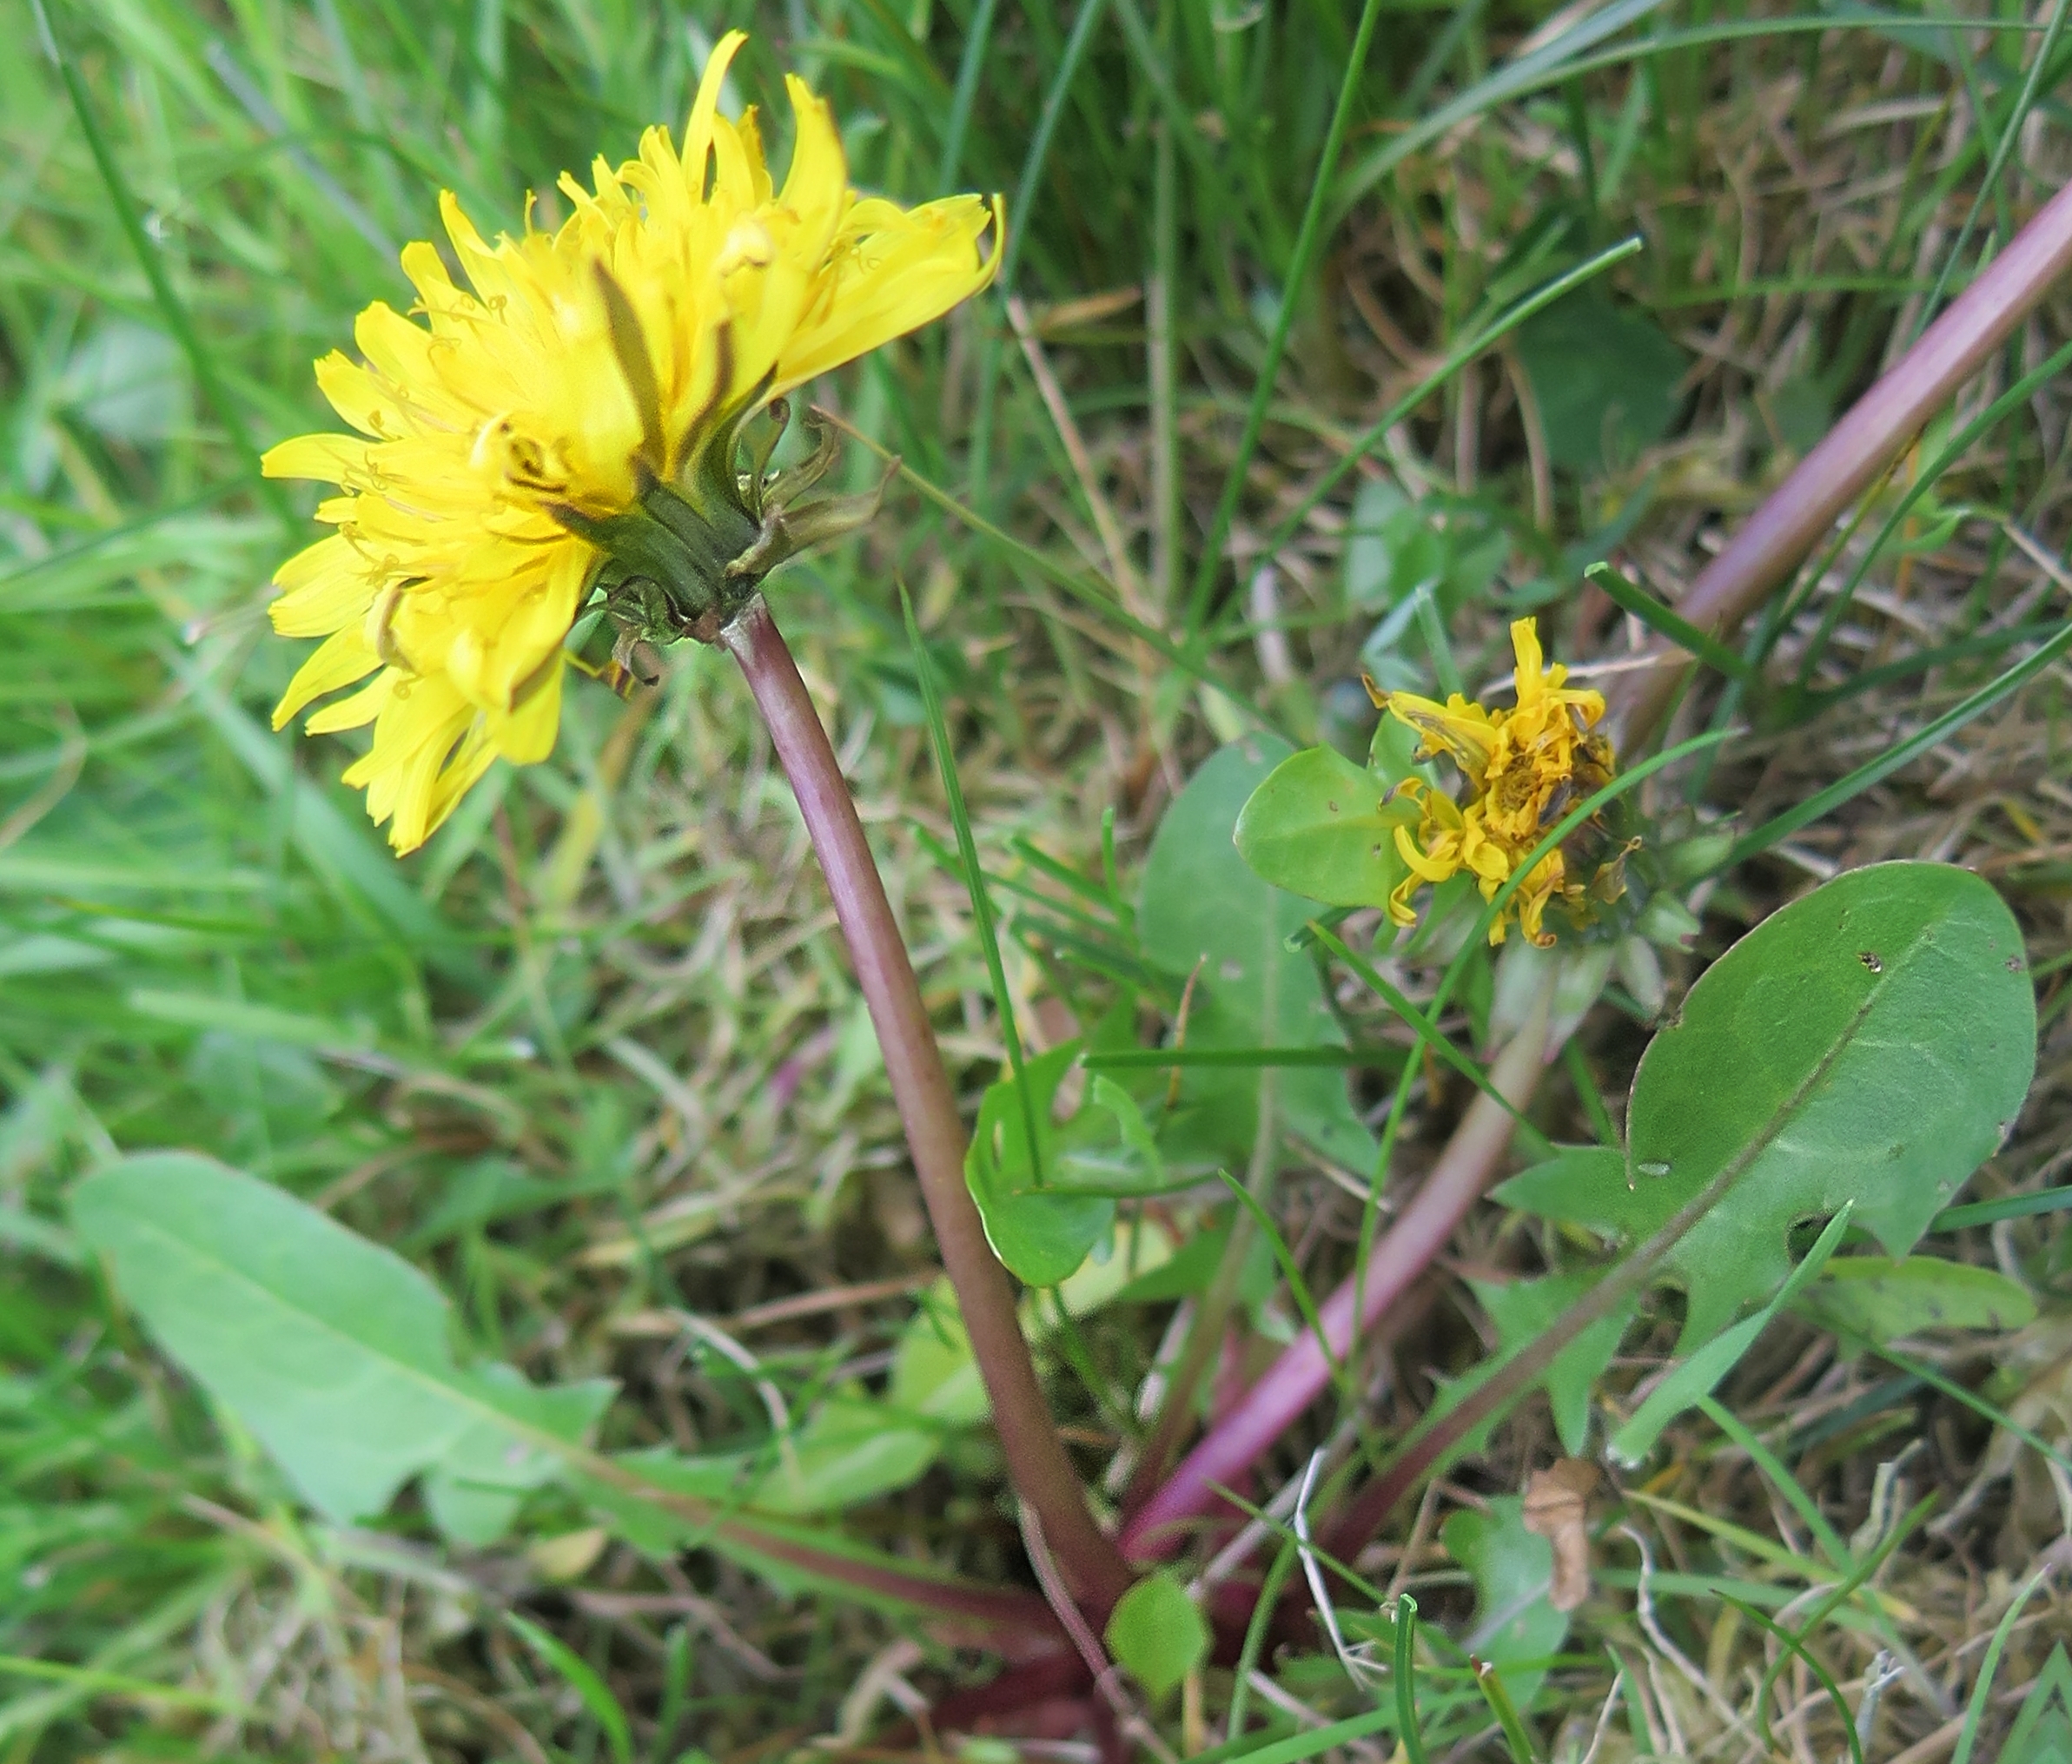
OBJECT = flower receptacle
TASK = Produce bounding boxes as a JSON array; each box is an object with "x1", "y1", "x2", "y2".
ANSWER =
[{"x1": 560, "y1": 403, "x2": 894, "y2": 651}]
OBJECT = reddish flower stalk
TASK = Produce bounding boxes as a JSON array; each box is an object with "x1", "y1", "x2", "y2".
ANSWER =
[
  {"x1": 722, "y1": 595, "x2": 1134, "y2": 1619},
  {"x1": 1610, "y1": 175, "x2": 2072, "y2": 746},
  {"x1": 1120, "y1": 987, "x2": 1554, "y2": 1562}
]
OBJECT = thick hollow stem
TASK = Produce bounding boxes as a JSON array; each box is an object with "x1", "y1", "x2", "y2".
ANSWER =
[
  {"x1": 722, "y1": 595, "x2": 1134, "y2": 1619},
  {"x1": 1120, "y1": 989, "x2": 1554, "y2": 1562},
  {"x1": 1609, "y1": 176, "x2": 2072, "y2": 748}
]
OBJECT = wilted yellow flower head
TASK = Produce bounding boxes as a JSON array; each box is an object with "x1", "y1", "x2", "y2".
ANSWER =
[
  {"x1": 1375, "y1": 618, "x2": 1620, "y2": 947},
  {"x1": 263, "y1": 30, "x2": 1001, "y2": 852}
]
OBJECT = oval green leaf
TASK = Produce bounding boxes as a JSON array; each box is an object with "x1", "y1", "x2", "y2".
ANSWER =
[
  {"x1": 1142, "y1": 738, "x2": 1380, "y2": 1173},
  {"x1": 1625, "y1": 861, "x2": 2034, "y2": 1346},
  {"x1": 1103, "y1": 1570, "x2": 1208, "y2": 1701},
  {"x1": 1234, "y1": 743, "x2": 1417, "y2": 909},
  {"x1": 964, "y1": 1043, "x2": 1116, "y2": 1286}
]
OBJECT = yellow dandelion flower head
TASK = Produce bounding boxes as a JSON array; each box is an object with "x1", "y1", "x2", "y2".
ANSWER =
[
  {"x1": 1376, "y1": 618, "x2": 1618, "y2": 947},
  {"x1": 262, "y1": 30, "x2": 1003, "y2": 853}
]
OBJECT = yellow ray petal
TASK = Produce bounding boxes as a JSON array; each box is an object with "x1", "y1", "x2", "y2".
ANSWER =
[
  {"x1": 263, "y1": 432, "x2": 370, "y2": 484},
  {"x1": 684, "y1": 29, "x2": 750, "y2": 191},
  {"x1": 1508, "y1": 617, "x2": 1546, "y2": 701},
  {"x1": 270, "y1": 536, "x2": 382, "y2": 637},
  {"x1": 486, "y1": 653, "x2": 565, "y2": 763},
  {"x1": 275, "y1": 627, "x2": 381, "y2": 729},
  {"x1": 306, "y1": 670, "x2": 395, "y2": 734}
]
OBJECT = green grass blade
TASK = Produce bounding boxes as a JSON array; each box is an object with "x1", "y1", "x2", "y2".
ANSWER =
[
  {"x1": 964, "y1": 0, "x2": 1114, "y2": 499},
  {"x1": 1396, "y1": 1592, "x2": 1431, "y2": 1764},
  {"x1": 1255, "y1": 240, "x2": 1643, "y2": 574},
  {"x1": 35, "y1": 0, "x2": 298, "y2": 536},
  {"x1": 1726, "y1": 624, "x2": 2072, "y2": 869},
  {"x1": 1864, "y1": 1341, "x2": 2072, "y2": 1482},
  {"x1": 1182, "y1": 0, "x2": 1385, "y2": 632},
  {"x1": 1310, "y1": 923, "x2": 1553, "y2": 1157},
  {"x1": 1695, "y1": 1396, "x2": 1850, "y2": 1569},
  {"x1": 1223, "y1": 1708, "x2": 1393, "y2": 1764},
  {"x1": 901, "y1": 581, "x2": 1043, "y2": 1186},
  {"x1": 1472, "y1": 1655, "x2": 1544, "y2": 1764},
  {"x1": 1084, "y1": 1045, "x2": 1399, "y2": 1070},
  {"x1": 937, "y1": 0, "x2": 999, "y2": 188},
  {"x1": 1911, "y1": 0, "x2": 2072, "y2": 341},
  {"x1": 1751, "y1": 1491, "x2": 1933, "y2": 1761},
  {"x1": 1951, "y1": 1564, "x2": 2055, "y2": 1764},
  {"x1": 1934, "y1": 1186, "x2": 2072, "y2": 1230},
  {"x1": 1723, "y1": 1595, "x2": 1868, "y2": 1764},
  {"x1": 1337, "y1": 0, "x2": 1672, "y2": 214},
  {"x1": 1787, "y1": 334, "x2": 2072, "y2": 688},
  {"x1": 824, "y1": 413, "x2": 1291, "y2": 742},
  {"x1": 1584, "y1": 562, "x2": 1755, "y2": 684},
  {"x1": 1224, "y1": 1538, "x2": 1301, "y2": 1742},
  {"x1": 1217, "y1": 1166, "x2": 1346, "y2": 1395},
  {"x1": 508, "y1": 1612, "x2": 634, "y2": 1764}
]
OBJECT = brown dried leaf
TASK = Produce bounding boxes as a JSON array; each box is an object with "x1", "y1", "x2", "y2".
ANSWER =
[{"x1": 1522, "y1": 1457, "x2": 1599, "y2": 1613}]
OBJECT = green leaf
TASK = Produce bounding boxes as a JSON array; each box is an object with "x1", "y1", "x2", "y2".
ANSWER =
[
  {"x1": 1045, "y1": 1218, "x2": 1177, "y2": 1320},
  {"x1": 1234, "y1": 744, "x2": 1417, "y2": 911},
  {"x1": 1443, "y1": 1498, "x2": 1569, "y2": 1713},
  {"x1": 507, "y1": 1613, "x2": 633, "y2": 1764},
  {"x1": 889, "y1": 1222, "x2": 1179, "y2": 1430},
  {"x1": 1607, "y1": 1208, "x2": 1852, "y2": 1467},
  {"x1": 1500, "y1": 862, "x2": 2035, "y2": 1349},
  {"x1": 1473, "y1": 1269, "x2": 1633, "y2": 1457},
  {"x1": 70, "y1": 1153, "x2": 612, "y2": 1539},
  {"x1": 1109, "y1": 1213, "x2": 1275, "y2": 1307},
  {"x1": 1794, "y1": 1255, "x2": 2037, "y2": 1343},
  {"x1": 2003, "y1": 1645, "x2": 2072, "y2": 1764},
  {"x1": 1514, "y1": 285, "x2": 1686, "y2": 473},
  {"x1": 1103, "y1": 1570, "x2": 1208, "y2": 1701},
  {"x1": 424, "y1": 1364, "x2": 619, "y2": 1546},
  {"x1": 890, "y1": 1282, "x2": 991, "y2": 1428},
  {"x1": 965, "y1": 1041, "x2": 1166, "y2": 1285},
  {"x1": 1343, "y1": 479, "x2": 1508, "y2": 613},
  {"x1": 602, "y1": 1391, "x2": 940, "y2": 1519},
  {"x1": 1141, "y1": 738, "x2": 1380, "y2": 1173}
]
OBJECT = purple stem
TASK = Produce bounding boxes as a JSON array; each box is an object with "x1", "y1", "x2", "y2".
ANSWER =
[
  {"x1": 1612, "y1": 175, "x2": 2072, "y2": 743},
  {"x1": 722, "y1": 595, "x2": 1134, "y2": 1619},
  {"x1": 1119, "y1": 990, "x2": 1552, "y2": 1562}
]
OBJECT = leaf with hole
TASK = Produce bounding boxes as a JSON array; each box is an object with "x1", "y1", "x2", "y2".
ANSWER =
[
  {"x1": 1499, "y1": 862, "x2": 2035, "y2": 1349},
  {"x1": 1141, "y1": 738, "x2": 1380, "y2": 1173},
  {"x1": 71, "y1": 1153, "x2": 613, "y2": 1541}
]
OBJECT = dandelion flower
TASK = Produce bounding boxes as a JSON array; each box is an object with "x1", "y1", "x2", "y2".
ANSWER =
[
  {"x1": 1374, "y1": 618, "x2": 1622, "y2": 947},
  {"x1": 263, "y1": 30, "x2": 1001, "y2": 852}
]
